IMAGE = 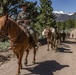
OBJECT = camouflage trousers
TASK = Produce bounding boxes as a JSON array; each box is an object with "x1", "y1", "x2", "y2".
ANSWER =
[{"x1": 21, "y1": 24, "x2": 36, "y2": 43}]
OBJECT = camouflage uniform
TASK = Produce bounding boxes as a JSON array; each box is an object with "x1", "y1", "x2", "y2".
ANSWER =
[
  {"x1": 17, "y1": 11, "x2": 37, "y2": 46},
  {"x1": 17, "y1": 11, "x2": 33, "y2": 32}
]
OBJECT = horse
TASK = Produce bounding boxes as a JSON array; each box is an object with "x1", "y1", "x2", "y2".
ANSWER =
[
  {"x1": 42, "y1": 27, "x2": 55, "y2": 51},
  {"x1": 52, "y1": 28, "x2": 61, "y2": 51},
  {"x1": 0, "y1": 14, "x2": 39, "y2": 75},
  {"x1": 42, "y1": 27, "x2": 61, "y2": 52},
  {"x1": 60, "y1": 31, "x2": 66, "y2": 41}
]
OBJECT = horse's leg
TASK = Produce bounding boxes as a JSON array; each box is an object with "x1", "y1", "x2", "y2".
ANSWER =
[
  {"x1": 55, "y1": 40, "x2": 58, "y2": 52},
  {"x1": 13, "y1": 50, "x2": 23, "y2": 75},
  {"x1": 24, "y1": 49, "x2": 29, "y2": 65},
  {"x1": 50, "y1": 41, "x2": 53, "y2": 50},
  {"x1": 32, "y1": 47, "x2": 37, "y2": 64},
  {"x1": 16, "y1": 52, "x2": 23, "y2": 75},
  {"x1": 47, "y1": 42, "x2": 49, "y2": 51},
  {"x1": 16, "y1": 55, "x2": 23, "y2": 69},
  {"x1": 47, "y1": 40, "x2": 49, "y2": 51},
  {"x1": 50, "y1": 39, "x2": 54, "y2": 50},
  {"x1": 60, "y1": 37, "x2": 61, "y2": 45},
  {"x1": 54, "y1": 39, "x2": 59, "y2": 53}
]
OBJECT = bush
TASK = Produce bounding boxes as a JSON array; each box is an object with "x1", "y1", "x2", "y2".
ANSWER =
[{"x1": 0, "y1": 41, "x2": 10, "y2": 51}]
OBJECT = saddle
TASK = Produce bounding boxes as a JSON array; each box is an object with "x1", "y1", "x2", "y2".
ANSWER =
[
  {"x1": 19, "y1": 25, "x2": 30, "y2": 37},
  {"x1": 19, "y1": 25, "x2": 38, "y2": 45}
]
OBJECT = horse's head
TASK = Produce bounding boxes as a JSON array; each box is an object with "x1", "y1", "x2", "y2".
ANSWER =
[
  {"x1": 42, "y1": 28, "x2": 52, "y2": 38},
  {"x1": 0, "y1": 14, "x2": 9, "y2": 41},
  {"x1": 42, "y1": 29, "x2": 46, "y2": 36}
]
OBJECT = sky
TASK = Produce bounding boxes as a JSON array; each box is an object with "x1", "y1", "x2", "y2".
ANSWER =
[{"x1": 27, "y1": 0, "x2": 76, "y2": 13}]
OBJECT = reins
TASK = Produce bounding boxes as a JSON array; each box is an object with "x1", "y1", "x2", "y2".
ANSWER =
[
  {"x1": 10, "y1": 30, "x2": 22, "y2": 41},
  {"x1": 8, "y1": 19, "x2": 23, "y2": 41}
]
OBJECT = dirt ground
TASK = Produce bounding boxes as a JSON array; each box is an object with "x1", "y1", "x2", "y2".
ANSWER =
[{"x1": 0, "y1": 38, "x2": 76, "y2": 75}]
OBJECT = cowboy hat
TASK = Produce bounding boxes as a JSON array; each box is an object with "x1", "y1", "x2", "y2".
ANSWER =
[{"x1": 20, "y1": 2, "x2": 28, "y2": 7}]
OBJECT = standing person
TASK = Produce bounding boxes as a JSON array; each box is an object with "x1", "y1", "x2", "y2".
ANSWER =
[
  {"x1": 62, "y1": 31, "x2": 66, "y2": 41},
  {"x1": 72, "y1": 34, "x2": 74, "y2": 38},
  {"x1": 17, "y1": 2, "x2": 37, "y2": 46}
]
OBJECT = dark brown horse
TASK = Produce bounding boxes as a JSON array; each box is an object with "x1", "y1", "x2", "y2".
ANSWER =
[
  {"x1": 0, "y1": 15, "x2": 39, "y2": 75},
  {"x1": 52, "y1": 29, "x2": 61, "y2": 51}
]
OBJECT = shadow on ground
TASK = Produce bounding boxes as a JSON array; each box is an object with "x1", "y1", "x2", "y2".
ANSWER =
[
  {"x1": 38, "y1": 38, "x2": 76, "y2": 46},
  {"x1": 57, "y1": 47, "x2": 73, "y2": 53},
  {"x1": 61, "y1": 43, "x2": 70, "y2": 48},
  {"x1": 38, "y1": 38, "x2": 47, "y2": 45},
  {"x1": 0, "y1": 55, "x2": 10, "y2": 66},
  {"x1": 56, "y1": 40, "x2": 74, "y2": 53},
  {"x1": 22, "y1": 60, "x2": 69, "y2": 75},
  {"x1": 62, "y1": 40, "x2": 76, "y2": 44}
]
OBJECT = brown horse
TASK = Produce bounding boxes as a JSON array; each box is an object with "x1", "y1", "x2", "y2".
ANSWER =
[
  {"x1": 42, "y1": 27, "x2": 61, "y2": 52},
  {"x1": 42, "y1": 27, "x2": 55, "y2": 51},
  {"x1": 0, "y1": 15, "x2": 39, "y2": 75},
  {"x1": 52, "y1": 29, "x2": 61, "y2": 51}
]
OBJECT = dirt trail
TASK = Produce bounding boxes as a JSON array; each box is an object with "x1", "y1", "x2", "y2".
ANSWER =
[{"x1": 0, "y1": 39, "x2": 76, "y2": 75}]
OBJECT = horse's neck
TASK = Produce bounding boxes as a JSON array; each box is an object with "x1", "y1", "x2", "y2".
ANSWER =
[
  {"x1": 8, "y1": 19, "x2": 21, "y2": 41},
  {"x1": 45, "y1": 29, "x2": 51, "y2": 38}
]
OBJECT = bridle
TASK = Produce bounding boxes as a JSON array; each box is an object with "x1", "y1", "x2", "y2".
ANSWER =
[
  {"x1": 0, "y1": 19, "x2": 9, "y2": 40},
  {"x1": 7, "y1": 19, "x2": 22, "y2": 41},
  {"x1": 10, "y1": 29, "x2": 22, "y2": 41},
  {"x1": 0, "y1": 18, "x2": 22, "y2": 41}
]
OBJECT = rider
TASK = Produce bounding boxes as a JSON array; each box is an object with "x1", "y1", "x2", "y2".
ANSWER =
[{"x1": 17, "y1": 2, "x2": 37, "y2": 46}]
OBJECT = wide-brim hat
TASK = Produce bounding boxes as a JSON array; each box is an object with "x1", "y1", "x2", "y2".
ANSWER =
[{"x1": 20, "y1": 2, "x2": 28, "y2": 7}]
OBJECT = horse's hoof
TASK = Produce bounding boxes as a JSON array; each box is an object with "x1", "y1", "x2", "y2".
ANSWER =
[
  {"x1": 16, "y1": 74, "x2": 19, "y2": 75},
  {"x1": 47, "y1": 49, "x2": 49, "y2": 51},
  {"x1": 16, "y1": 73, "x2": 20, "y2": 75},
  {"x1": 24, "y1": 61, "x2": 28, "y2": 65},
  {"x1": 55, "y1": 51, "x2": 57, "y2": 53},
  {"x1": 21, "y1": 65, "x2": 23, "y2": 69},
  {"x1": 52, "y1": 48, "x2": 54, "y2": 50},
  {"x1": 16, "y1": 74, "x2": 20, "y2": 75},
  {"x1": 32, "y1": 61, "x2": 35, "y2": 64}
]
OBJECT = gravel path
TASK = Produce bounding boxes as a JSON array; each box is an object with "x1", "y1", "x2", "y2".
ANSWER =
[{"x1": 0, "y1": 39, "x2": 76, "y2": 75}]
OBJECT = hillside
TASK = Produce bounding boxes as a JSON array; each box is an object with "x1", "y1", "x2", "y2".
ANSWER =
[{"x1": 53, "y1": 11, "x2": 76, "y2": 22}]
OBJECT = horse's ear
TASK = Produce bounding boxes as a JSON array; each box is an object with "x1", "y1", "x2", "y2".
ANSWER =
[
  {"x1": 6, "y1": 14, "x2": 8, "y2": 20},
  {"x1": 4, "y1": 14, "x2": 8, "y2": 23}
]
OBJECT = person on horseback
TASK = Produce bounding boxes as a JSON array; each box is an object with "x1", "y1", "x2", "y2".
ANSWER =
[{"x1": 17, "y1": 2, "x2": 37, "y2": 46}]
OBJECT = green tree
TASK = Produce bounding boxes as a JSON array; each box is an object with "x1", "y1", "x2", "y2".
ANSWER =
[
  {"x1": 65, "y1": 19, "x2": 74, "y2": 29},
  {"x1": 56, "y1": 21, "x2": 62, "y2": 30},
  {"x1": 34, "y1": 0, "x2": 56, "y2": 35},
  {"x1": 0, "y1": 0, "x2": 23, "y2": 15},
  {"x1": 0, "y1": 0, "x2": 39, "y2": 21},
  {"x1": 26, "y1": 1, "x2": 39, "y2": 28},
  {"x1": 74, "y1": 19, "x2": 76, "y2": 27}
]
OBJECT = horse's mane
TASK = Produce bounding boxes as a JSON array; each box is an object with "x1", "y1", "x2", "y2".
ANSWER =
[
  {"x1": 7, "y1": 17, "x2": 24, "y2": 34},
  {"x1": 0, "y1": 16, "x2": 7, "y2": 26},
  {"x1": 0, "y1": 16, "x2": 19, "y2": 28},
  {"x1": 8, "y1": 17, "x2": 19, "y2": 27}
]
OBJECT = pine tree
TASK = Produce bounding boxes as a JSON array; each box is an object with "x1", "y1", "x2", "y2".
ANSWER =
[
  {"x1": 0, "y1": 0, "x2": 23, "y2": 15},
  {"x1": 26, "y1": 1, "x2": 39, "y2": 27},
  {"x1": 0, "y1": 0, "x2": 39, "y2": 21},
  {"x1": 34, "y1": 0, "x2": 56, "y2": 35}
]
